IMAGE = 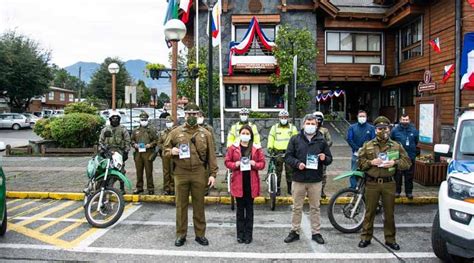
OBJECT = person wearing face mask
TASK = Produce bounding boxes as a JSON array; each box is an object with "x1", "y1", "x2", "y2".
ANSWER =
[
  {"x1": 157, "y1": 116, "x2": 177, "y2": 195},
  {"x1": 225, "y1": 125, "x2": 265, "y2": 244},
  {"x1": 313, "y1": 111, "x2": 333, "y2": 199},
  {"x1": 99, "y1": 111, "x2": 131, "y2": 194},
  {"x1": 346, "y1": 110, "x2": 376, "y2": 188},
  {"x1": 390, "y1": 114, "x2": 419, "y2": 199},
  {"x1": 226, "y1": 108, "x2": 261, "y2": 147},
  {"x1": 131, "y1": 112, "x2": 159, "y2": 195},
  {"x1": 284, "y1": 114, "x2": 333, "y2": 245},
  {"x1": 267, "y1": 110, "x2": 298, "y2": 195},
  {"x1": 357, "y1": 116, "x2": 411, "y2": 251},
  {"x1": 163, "y1": 102, "x2": 218, "y2": 247}
]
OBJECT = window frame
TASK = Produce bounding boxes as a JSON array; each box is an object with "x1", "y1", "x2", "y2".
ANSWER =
[
  {"x1": 325, "y1": 30, "x2": 384, "y2": 64},
  {"x1": 398, "y1": 16, "x2": 423, "y2": 62},
  {"x1": 48, "y1": 92, "x2": 54, "y2": 101},
  {"x1": 68, "y1": 94, "x2": 74, "y2": 102},
  {"x1": 231, "y1": 23, "x2": 279, "y2": 56},
  {"x1": 60, "y1": 92, "x2": 65, "y2": 102}
]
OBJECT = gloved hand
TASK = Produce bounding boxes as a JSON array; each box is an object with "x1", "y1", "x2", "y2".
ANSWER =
[{"x1": 123, "y1": 151, "x2": 129, "y2": 162}]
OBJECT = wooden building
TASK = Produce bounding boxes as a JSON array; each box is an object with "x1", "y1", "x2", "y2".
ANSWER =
[{"x1": 28, "y1": 87, "x2": 76, "y2": 113}]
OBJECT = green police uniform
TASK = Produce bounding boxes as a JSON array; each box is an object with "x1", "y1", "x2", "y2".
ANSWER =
[
  {"x1": 267, "y1": 122, "x2": 298, "y2": 194},
  {"x1": 164, "y1": 103, "x2": 218, "y2": 240},
  {"x1": 131, "y1": 112, "x2": 158, "y2": 193},
  {"x1": 358, "y1": 116, "x2": 411, "y2": 246},
  {"x1": 157, "y1": 116, "x2": 176, "y2": 194},
  {"x1": 99, "y1": 125, "x2": 131, "y2": 156},
  {"x1": 318, "y1": 126, "x2": 333, "y2": 197}
]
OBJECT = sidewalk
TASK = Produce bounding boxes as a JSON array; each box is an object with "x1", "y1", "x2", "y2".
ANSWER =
[{"x1": 1, "y1": 144, "x2": 440, "y2": 203}]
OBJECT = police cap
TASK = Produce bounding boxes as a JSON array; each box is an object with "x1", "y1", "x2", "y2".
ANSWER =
[
  {"x1": 374, "y1": 116, "x2": 391, "y2": 128},
  {"x1": 184, "y1": 102, "x2": 200, "y2": 113}
]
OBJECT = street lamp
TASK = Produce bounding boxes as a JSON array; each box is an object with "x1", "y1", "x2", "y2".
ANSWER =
[
  {"x1": 108, "y1": 62, "x2": 120, "y2": 110},
  {"x1": 164, "y1": 19, "x2": 187, "y2": 125}
]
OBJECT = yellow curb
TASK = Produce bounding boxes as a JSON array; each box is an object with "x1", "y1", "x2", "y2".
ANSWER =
[{"x1": 6, "y1": 191, "x2": 438, "y2": 205}]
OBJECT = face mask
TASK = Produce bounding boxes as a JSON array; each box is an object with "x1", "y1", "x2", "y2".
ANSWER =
[
  {"x1": 401, "y1": 122, "x2": 409, "y2": 127},
  {"x1": 240, "y1": 115, "x2": 248, "y2": 122},
  {"x1": 140, "y1": 120, "x2": 148, "y2": 127},
  {"x1": 110, "y1": 117, "x2": 120, "y2": 127},
  {"x1": 197, "y1": 117, "x2": 204, "y2": 125},
  {"x1": 304, "y1": 124, "x2": 317, "y2": 135},
  {"x1": 187, "y1": 116, "x2": 197, "y2": 126},
  {"x1": 280, "y1": 119, "x2": 288, "y2": 125},
  {"x1": 358, "y1": 117, "x2": 367, "y2": 125},
  {"x1": 240, "y1": 134, "x2": 251, "y2": 142},
  {"x1": 165, "y1": 122, "x2": 173, "y2": 128},
  {"x1": 376, "y1": 129, "x2": 390, "y2": 141}
]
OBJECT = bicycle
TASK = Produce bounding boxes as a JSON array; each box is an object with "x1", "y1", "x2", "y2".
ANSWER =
[
  {"x1": 264, "y1": 153, "x2": 284, "y2": 211},
  {"x1": 327, "y1": 170, "x2": 384, "y2": 233}
]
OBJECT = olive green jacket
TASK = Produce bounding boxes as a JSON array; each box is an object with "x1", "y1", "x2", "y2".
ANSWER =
[{"x1": 358, "y1": 138, "x2": 411, "y2": 177}]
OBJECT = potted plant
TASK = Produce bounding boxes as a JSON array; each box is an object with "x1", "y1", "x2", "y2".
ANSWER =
[{"x1": 146, "y1": 63, "x2": 166, "y2": 80}]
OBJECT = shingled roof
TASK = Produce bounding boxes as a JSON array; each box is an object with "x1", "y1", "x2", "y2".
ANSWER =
[{"x1": 330, "y1": 0, "x2": 392, "y2": 14}]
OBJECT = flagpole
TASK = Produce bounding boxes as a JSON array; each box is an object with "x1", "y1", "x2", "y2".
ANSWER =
[
  {"x1": 195, "y1": 0, "x2": 200, "y2": 106},
  {"x1": 218, "y1": 0, "x2": 225, "y2": 153}
]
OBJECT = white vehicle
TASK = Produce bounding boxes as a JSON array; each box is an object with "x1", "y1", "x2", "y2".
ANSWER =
[
  {"x1": 99, "y1": 110, "x2": 139, "y2": 133},
  {"x1": 431, "y1": 108, "x2": 474, "y2": 262}
]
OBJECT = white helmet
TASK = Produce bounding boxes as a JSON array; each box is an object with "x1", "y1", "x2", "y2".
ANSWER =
[
  {"x1": 278, "y1": 110, "x2": 289, "y2": 117},
  {"x1": 313, "y1": 111, "x2": 324, "y2": 118},
  {"x1": 239, "y1": 108, "x2": 250, "y2": 115},
  {"x1": 108, "y1": 110, "x2": 121, "y2": 119}
]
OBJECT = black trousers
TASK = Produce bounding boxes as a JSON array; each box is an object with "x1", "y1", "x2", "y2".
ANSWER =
[
  {"x1": 395, "y1": 159, "x2": 415, "y2": 195},
  {"x1": 236, "y1": 195, "x2": 254, "y2": 240}
]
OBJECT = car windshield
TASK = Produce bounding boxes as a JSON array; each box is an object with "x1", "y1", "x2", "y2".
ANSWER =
[{"x1": 456, "y1": 119, "x2": 474, "y2": 160}]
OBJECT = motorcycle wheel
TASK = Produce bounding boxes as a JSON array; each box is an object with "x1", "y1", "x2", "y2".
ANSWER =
[
  {"x1": 85, "y1": 187, "x2": 124, "y2": 228},
  {"x1": 328, "y1": 188, "x2": 366, "y2": 233}
]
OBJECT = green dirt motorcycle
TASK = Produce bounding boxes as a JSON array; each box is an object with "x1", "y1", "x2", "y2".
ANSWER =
[{"x1": 84, "y1": 143, "x2": 132, "y2": 228}]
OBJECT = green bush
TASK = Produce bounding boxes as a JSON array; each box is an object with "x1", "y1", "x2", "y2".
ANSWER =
[
  {"x1": 64, "y1": 102, "x2": 98, "y2": 115},
  {"x1": 249, "y1": 112, "x2": 271, "y2": 119},
  {"x1": 49, "y1": 113, "x2": 105, "y2": 148},
  {"x1": 33, "y1": 118, "x2": 53, "y2": 139}
]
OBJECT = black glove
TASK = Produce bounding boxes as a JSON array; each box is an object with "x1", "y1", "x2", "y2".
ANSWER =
[{"x1": 123, "y1": 151, "x2": 129, "y2": 162}]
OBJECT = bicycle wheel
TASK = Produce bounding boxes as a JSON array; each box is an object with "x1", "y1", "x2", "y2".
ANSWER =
[
  {"x1": 230, "y1": 195, "x2": 235, "y2": 211},
  {"x1": 269, "y1": 173, "x2": 277, "y2": 211},
  {"x1": 328, "y1": 188, "x2": 366, "y2": 233},
  {"x1": 226, "y1": 170, "x2": 235, "y2": 211},
  {"x1": 85, "y1": 187, "x2": 124, "y2": 228}
]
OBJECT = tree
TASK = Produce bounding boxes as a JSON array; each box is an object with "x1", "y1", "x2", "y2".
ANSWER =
[
  {"x1": 51, "y1": 65, "x2": 86, "y2": 94},
  {"x1": 64, "y1": 101, "x2": 98, "y2": 115},
  {"x1": 156, "y1": 92, "x2": 170, "y2": 109},
  {"x1": 0, "y1": 31, "x2": 53, "y2": 112},
  {"x1": 270, "y1": 25, "x2": 317, "y2": 116},
  {"x1": 136, "y1": 80, "x2": 151, "y2": 106},
  {"x1": 87, "y1": 57, "x2": 132, "y2": 108}
]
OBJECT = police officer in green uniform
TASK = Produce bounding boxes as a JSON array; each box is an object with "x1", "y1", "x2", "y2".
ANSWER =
[
  {"x1": 313, "y1": 111, "x2": 333, "y2": 198},
  {"x1": 267, "y1": 110, "x2": 298, "y2": 195},
  {"x1": 157, "y1": 116, "x2": 176, "y2": 195},
  {"x1": 131, "y1": 112, "x2": 158, "y2": 195},
  {"x1": 163, "y1": 102, "x2": 218, "y2": 247},
  {"x1": 357, "y1": 116, "x2": 411, "y2": 250},
  {"x1": 99, "y1": 110, "x2": 131, "y2": 194}
]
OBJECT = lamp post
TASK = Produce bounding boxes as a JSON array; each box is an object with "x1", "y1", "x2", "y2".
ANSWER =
[
  {"x1": 164, "y1": 19, "x2": 187, "y2": 125},
  {"x1": 208, "y1": 2, "x2": 214, "y2": 127},
  {"x1": 108, "y1": 63, "x2": 120, "y2": 110}
]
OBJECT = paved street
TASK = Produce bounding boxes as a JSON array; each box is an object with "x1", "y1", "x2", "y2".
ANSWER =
[
  {"x1": 0, "y1": 129, "x2": 41, "y2": 149},
  {"x1": 0, "y1": 198, "x2": 440, "y2": 262}
]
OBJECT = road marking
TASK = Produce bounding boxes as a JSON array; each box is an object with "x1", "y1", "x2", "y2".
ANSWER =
[
  {"x1": 8, "y1": 200, "x2": 58, "y2": 220},
  {"x1": 7, "y1": 200, "x2": 37, "y2": 212},
  {"x1": 34, "y1": 207, "x2": 83, "y2": 232},
  {"x1": 6, "y1": 199, "x2": 22, "y2": 205},
  {"x1": 7, "y1": 224, "x2": 74, "y2": 249},
  {"x1": 52, "y1": 221, "x2": 84, "y2": 239},
  {"x1": 0, "y1": 243, "x2": 437, "y2": 259},
  {"x1": 71, "y1": 203, "x2": 141, "y2": 249},
  {"x1": 16, "y1": 201, "x2": 75, "y2": 227}
]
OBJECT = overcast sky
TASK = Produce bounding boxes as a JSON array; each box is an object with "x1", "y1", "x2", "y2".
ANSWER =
[{"x1": 0, "y1": 0, "x2": 173, "y2": 68}]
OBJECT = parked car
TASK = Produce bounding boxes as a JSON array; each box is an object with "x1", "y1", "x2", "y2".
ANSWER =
[
  {"x1": 135, "y1": 107, "x2": 163, "y2": 120},
  {"x1": 0, "y1": 141, "x2": 7, "y2": 236},
  {"x1": 431, "y1": 108, "x2": 474, "y2": 262},
  {"x1": 22, "y1": 113, "x2": 41, "y2": 125},
  {"x1": 0, "y1": 113, "x2": 31, "y2": 130},
  {"x1": 117, "y1": 108, "x2": 142, "y2": 124},
  {"x1": 99, "y1": 109, "x2": 139, "y2": 133}
]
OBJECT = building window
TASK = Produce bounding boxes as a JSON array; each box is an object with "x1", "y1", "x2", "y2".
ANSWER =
[
  {"x1": 399, "y1": 17, "x2": 422, "y2": 62},
  {"x1": 60, "y1": 93, "x2": 65, "y2": 101},
  {"x1": 225, "y1": 85, "x2": 251, "y2": 108},
  {"x1": 326, "y1": 32, "x2": 382, "y2": 64},
  {"x1": 258, "y1": 85, "x2": 284, "y2": 109},
  {"x1": 234, "y1": 24, "x2": 276, "y2": 56},
  {"x1": 69, "y1": 94, "x2": 74, "y2": 101},
  {"x1": 400, "y1": 86, "x2": 418, "y2": 107},
  {"x1": 381, "y1": 89, "x2": 397, "y2": 107},
  {"x1": 48, "y1": 92, "x2": 54, "y2": 101}
]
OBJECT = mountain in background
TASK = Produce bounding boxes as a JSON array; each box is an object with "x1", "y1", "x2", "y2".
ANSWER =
[{"x1": 65, "y1": 59, "x2": 171, "y2": 95}]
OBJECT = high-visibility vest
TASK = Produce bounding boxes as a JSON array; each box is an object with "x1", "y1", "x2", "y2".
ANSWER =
[
  {"x1": 226, "y1": 122, "x2": 261, "y2": 147},
  {"x1": 267, "y1": 123, "x2": 298, "y2": 151}
]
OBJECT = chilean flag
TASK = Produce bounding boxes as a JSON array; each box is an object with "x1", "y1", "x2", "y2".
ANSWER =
[
  {"x1": 179, "y1": 0, "x2": 193, "y2": 24},
  {"x1": 429, "y1": 38, "x2": 441, "y2": 53},
  {"x1": 207, "y1": 0, "x2": 221, "y2": 47},
  {"x1": 442, "y1": 64, "x2": 455, "y2": 84},
  {"x1": 461, "y1": 33, "x2": 474, "y2": 90}
]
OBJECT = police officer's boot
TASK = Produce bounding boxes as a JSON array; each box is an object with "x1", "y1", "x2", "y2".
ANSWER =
[{"x1": 287, "y1": 181, "x2": 292, "y2": 195}]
